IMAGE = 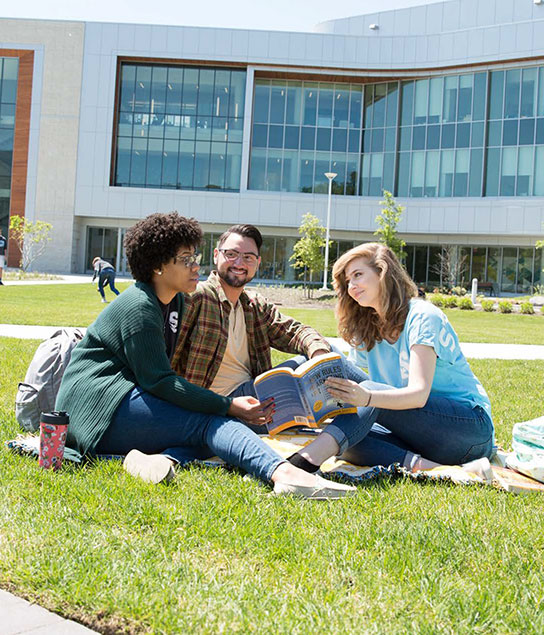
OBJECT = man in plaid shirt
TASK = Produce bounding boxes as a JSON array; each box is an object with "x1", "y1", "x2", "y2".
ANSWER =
[{"x1": 171, "y1": 224, "x2": 331, "y2": 400}]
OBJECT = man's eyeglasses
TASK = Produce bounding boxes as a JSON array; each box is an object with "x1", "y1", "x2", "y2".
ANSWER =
[
  {"x1": 218, "y1": 248, "x2": 259, "y2": 265},
  {"x1": 174, "y1": 252, "x2": 202, "y2": 268}
]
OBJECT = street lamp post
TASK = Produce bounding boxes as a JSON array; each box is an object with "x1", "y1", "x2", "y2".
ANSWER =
[{"x1": 320, "y1": 172, "x2": 337, "y2": 290}]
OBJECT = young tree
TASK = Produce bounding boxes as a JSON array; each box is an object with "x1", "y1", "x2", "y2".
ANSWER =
[
  {"x1": 9, "y1": 215, "x2": 53, "y2": 271},
  {"x1": 289, "y1": 213, "x2": 330, "y2": 298},
  {"x1": 431, "y1": 245, "x2": 468, "y2": 290},
  {"x1": 374, "y1": 190, "x2": 406, "y2": 260}
]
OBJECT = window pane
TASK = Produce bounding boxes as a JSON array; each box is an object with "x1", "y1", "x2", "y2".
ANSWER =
[
  {"x1": 471, "y1": 121, "x2": 484, "y2": 147},
  {"x1": 400, "y1": 81, "x2": 414, "y2": 126},
  {"x1": 371, "y1": 127, "x2": 384, "y2": 152},
  {"x1": 414, "y1": 79, "x2": 429, "y2": 125},
  {"x1": 268, "y1": 124, "x2": 283, "y2": 148},
  {"x1": 425, "y1": 151, "x2": 439, "y2": 197},
  {"x1": 254, "y1": 81, "x2": 270, "y2": 123},
  {"x1": 382, "y1": 152, "x2": 395, "y2": 193},
  {"x1": 193, "y1": 141, "x2": 211, "y2": 188},
  {"x1": 349, "y1": 86, "x2": 362, "y2": 128},
  {"x1": 457, "y1": 74, "x2": 472, "y2": 122},
  {"x1": 349, "y1": 129, "x2": 361, "y2": 153},
  {"x1": 453, "y1": 149, "x2": 469, "y2": 197},
  {"x1": 209, "y1": 141, "x2": 227, "y2": 189},
  {"x1": 373, "y1": 83, "x2": 387, "y2": 127},
  {"x1": 535, "y1": 147, "x2": 544, "y2": 195},
  {"x1": 178, "y1": 140, "x2": 195, "y2": 188},
  {"x1": 346, "y1": 154, "x2": 359, "y2": 195},
  {"x1": 299, "y1": 152, "x2": 314, "y2": 192},
  {"x1": 487, "y1": 247, "x2": 500, "y2": 284},
  {"x1": 182, "y1": 68, "x2": 198, "y2": 115},
  {"x1": 397, "y1": 152, "x2": 410, "y2": 196},
  {"x1": 485, "y1": 147, "x2": 500, "y2": 196},
  {"x1": 249, "y1": 147, "x2": 266, "y2": 190},
  {"x1": 410, "y1": 151, "x2": 424, "y2": 197},
  {"x1": 501, "y1": 247, "x2": 517, "y2": 292},
  {"x1": 270, "y1": 82, "x2": 286, "y2": 124},
  {"x1": 135, "y1": 66, "x2": 151, "y2": 112},
  {"x1": 369, "y1": 153, "x2": 384, "y2": 196},
  {"x1": 439, "y1": 149, "x2": 454, "y2": 196},
  {"x1": 197, "y1": 69, "x2": 214, "y2": 116},
  {"x1": 429, "y1": 77, "x2": 443, "y2": 123},
  {"x1": 331, "y1": 154, "x2": 346, "y2": 194},
  {"x1": 301, "y1": 126, "x2": 315, "y2": 150},
  {"x1": 285, "y1": 83, "x2": 302, "y2": 125},
  {"x1": 120, "y1": 65, "x2": 136, "y2": 112},
  {"x1": 472, "y1": 247, "x2": 486, "y2": 282},
  {"x1": 151, "y1": 67, "x2": 167, "y2": 114},
  {"x1": 229, "y1": 71, "x2": 246, "y2": 118},
  {"x1": 521, "y1": 68, "x2": 537, "y2": 118},
  {"x1": 225, "y1": 142, "x2": 241, "y2": 190},
  {"x1": 537, "y1": 118, "x2": 544, "y2": 144},
  {"x1": 130, "y1": 137, "x2": 147, "y2": 185},
  {"x1": 384, "y1": 127, "x2": 396, "y2": 151},
  {"x1": 442, "y1": 75, "x2": 458, "y2": 123},
  {"x1": 363, "y1": 84, "x2": 374, "y2": 128},
  {"x1": 332, "y1": 128, "x2": 347, "y2": 152},
  {"x1": 213, "y1": 70, "x2": 231, "y2": 117},
  {"x1": 518, "y1": 248, "x2": 534, "y2": 293},
  {"x1": 385, "y1": 82, "x2": 399, "y2": 127},
  {"x1": 427, "y1": 124, "x2": 440, "y2": 149},
  {"x1": 456, "y1": 123, "x2": 470, "y2": 148},
  {"x1": 303, "y1": 83, "x2": 318, "y2": 125},
  {"x1": 487, "y1": 120, "x2": 502, "y2": 146},
  {"x1": 316, "y1": 127, "x2": 331, "y2": 151},
  {"x1": 1, "y1": 58, "x2": 18, "y2": 104},
  {"x1": 519, "y1": 118, "x2": 535, "y2": 145},
  {"x1": 282, "y1": 149, "x2": 298, "y2": 192},
  {"x1": 115, "y1": 137, "x2": 131, "y2": 185},
  {"x1": 317, "y1": 84, "x2": 333, "y2": 127},
  {"x1": 502, "y1": 119, "x2": 518, "y2": 146},
  {"x1": 538, "y1": 68, "x2": 544, "y2": 117},
  {"x1": 489, "y1": 71, "x2": 504, "y2": 120},
  {"x1": 473, "y1": 72, "x2": 487, "y2": 121},
  {"x1": 333, "y1": 85, "x2": 350, "y2": 127},
  {"x1": 314, "y1": 154, "x2": 330, "y2": 193},
  {"x1": 266, "y1": 150, "x2": 282, "y2": 191},
  {"x1": 441, "y1": 124, "x2": 455, "y2": 148},
  {"x1": 504, "y1": 69, "x2": 521, "y2": 119},
  {"x1": 360, "y1": 153, "x2": 370, "y2": 196},
  {"x1": 166, "y1": 68, "x2": 183, "y2": 115},
  {"x1": 500, "y1": 147, "x2": 517, "y2": 196},
  {"x1": 468, "y1": 148, "x2": 483, "y2": 197},
  {"x1": 284, "y1": 125, "x2": 300, "y2": 150},
  {"x1": 517, "y1": 146, "x2": 533, "y2": 196},
  {"x1": 412, "y1": 126, "x2": 425, "y2": 150},
  {"x1": 162, "y1": 139, "x2": 179, "y2": 187}
]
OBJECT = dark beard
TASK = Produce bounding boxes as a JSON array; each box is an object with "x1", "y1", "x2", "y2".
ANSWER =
[{"x1": 217, "y1": 267, "x2": 255, "y2": 288}]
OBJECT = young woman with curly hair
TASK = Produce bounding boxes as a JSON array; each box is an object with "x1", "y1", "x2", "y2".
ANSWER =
[
  {"x1": 287, "y1": 242, "x2": 494, "y2": 475},
  {"x1": 56, "y1": 212, "x2": 353, "y2": 498}
]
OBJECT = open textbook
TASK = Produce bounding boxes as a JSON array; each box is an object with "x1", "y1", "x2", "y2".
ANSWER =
[{"x1": 254, "y1": 352, "x2": 357, "y2": 435}]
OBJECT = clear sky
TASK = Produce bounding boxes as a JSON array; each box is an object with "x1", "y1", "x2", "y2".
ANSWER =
[{"x1": 1, "y1": 0, "x2": 442, "y2": 32}]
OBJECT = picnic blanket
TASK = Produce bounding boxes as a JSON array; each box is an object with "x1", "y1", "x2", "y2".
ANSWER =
[{"x1": 4, "y1": 431, "x2": 502, "y2": 489}]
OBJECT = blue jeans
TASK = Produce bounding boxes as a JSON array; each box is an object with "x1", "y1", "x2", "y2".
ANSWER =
[
  {"x1": 324, "y1": 376, "x2": 494, "y2": 467},
  {"x1": 94, "y1": 387, "x2": 284, "y2": 482},
  {"x1": 98, "y1": 269, "x2": 120, "y2": 300}
]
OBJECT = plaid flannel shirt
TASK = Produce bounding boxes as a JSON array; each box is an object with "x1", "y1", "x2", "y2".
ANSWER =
[{"x1": 171, "y1": 271, "x2": 331, "y2": 388}]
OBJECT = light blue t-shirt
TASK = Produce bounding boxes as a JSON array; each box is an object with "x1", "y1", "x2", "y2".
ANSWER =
[{"x1": 348, "y1": 299, "x2": 492, "y2": 418}]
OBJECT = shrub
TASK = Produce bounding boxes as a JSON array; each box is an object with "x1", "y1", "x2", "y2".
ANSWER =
[
  {"x1": 481, "y1": 299, "x2": 495, "y2": 312},
  {"x1": 451, "y1": 286, "x2": 467, "y2": 296},
  {"x1": 498, "y1": 300, "x2": 513, "y2": 314},
  {"x1": 458, "y1": 297, "x2": 474, "y2": 310},
  {"x1": 443, "y1": 295, "x2": 458, "y2": 308},
  {"x1": 520, "y1": 301, "x2": 535, "y2": 315},
  {"x1": 429, "y1": 294, "x2": 445, "y2": 307}
]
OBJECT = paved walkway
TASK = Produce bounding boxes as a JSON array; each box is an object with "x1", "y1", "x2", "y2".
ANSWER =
[
  {"x1": 2, "y1": 325, "x2": 543, "y2": 359},
  {"x1": 0, "y1": 589, "x2": 97, "y2": 634}
]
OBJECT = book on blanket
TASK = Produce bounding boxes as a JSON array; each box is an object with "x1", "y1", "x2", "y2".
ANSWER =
[
  {"x1": 491, "y1": 465, "x2": 544, "y2": 494},
  {"x1": 254, "y1": 352, "x2": 357, "y2": 435}
]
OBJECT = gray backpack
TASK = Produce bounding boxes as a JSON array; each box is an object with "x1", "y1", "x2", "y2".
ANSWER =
[{"x1": 15, "y1": 328, "x2": 85, "y2": 432}]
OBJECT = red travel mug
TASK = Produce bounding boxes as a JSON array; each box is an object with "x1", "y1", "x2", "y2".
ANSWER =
[{"x1": 39, "y1": 411, "x2": 69, "y2": 470}]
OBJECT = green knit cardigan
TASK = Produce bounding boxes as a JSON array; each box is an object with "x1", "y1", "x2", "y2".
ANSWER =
[{"x1": 56, "y1": 282, "x2": 232, "y2": 455}]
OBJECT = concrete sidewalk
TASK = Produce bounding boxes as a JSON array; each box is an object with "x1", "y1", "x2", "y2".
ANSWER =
[
  {"x1": 0, "y1": 589, "x2": 97, "y2": 634},
  {"x1": 1, "y1": 324, "x2": 544, "y2": 359}
]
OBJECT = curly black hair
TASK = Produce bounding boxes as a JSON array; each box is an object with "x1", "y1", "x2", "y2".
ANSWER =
[{"x1": 124, "y1": 212, "x2": 203, "y2": 282}]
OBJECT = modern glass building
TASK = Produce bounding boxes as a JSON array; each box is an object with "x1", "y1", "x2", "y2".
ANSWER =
[{"x1": 1, "y1": 0, "x2": 544, "y2": 293}]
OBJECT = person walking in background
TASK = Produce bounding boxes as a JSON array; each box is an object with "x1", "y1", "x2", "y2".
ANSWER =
[
  {"x1": 0, "y1": 231, "x2": 7, "y2": 285},
  {"x1": 92, "y1": 256, "x2": 120, "y2": 303}
]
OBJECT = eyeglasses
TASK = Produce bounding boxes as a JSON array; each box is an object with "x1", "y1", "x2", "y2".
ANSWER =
[
  {"x1": 174, "y1": 252, "x2": 202, "y2": 268},
  {"x1": 218, "y1": 248, "x2": 259, "y2": 265}
]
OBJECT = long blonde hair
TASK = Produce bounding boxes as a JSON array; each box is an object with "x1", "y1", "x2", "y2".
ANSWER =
[{"x1": 333, "y1": 242, "x2": 418, "y2": 351}]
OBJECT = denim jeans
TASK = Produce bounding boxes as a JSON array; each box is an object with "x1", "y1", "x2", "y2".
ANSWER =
[
  {"x1": 324, "y1": 376, "x2": 494, "y2": 467},
  {"x1": 98, "y1": 270, "x2": 120, "y2": 300},
  {"x1": 94, "y1": 387, "x2": 284, "y2": 482}
]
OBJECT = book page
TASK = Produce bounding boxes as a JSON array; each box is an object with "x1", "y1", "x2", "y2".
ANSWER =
[
  {"x1": 298, "y1": 354, "x2": 356, "y2": 424},
  {"x1": 254, "y1": 368, "x2": 317, "y2": 435}
]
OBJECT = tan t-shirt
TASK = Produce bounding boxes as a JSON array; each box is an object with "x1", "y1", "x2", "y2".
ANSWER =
[{"x1": 209, "y1": 301, "x2": 252, "y2": 396}]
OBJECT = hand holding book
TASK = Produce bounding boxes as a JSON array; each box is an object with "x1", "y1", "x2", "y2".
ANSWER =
[{"x1": 325, "y1": 377, "x2": 371, "y2": 407}]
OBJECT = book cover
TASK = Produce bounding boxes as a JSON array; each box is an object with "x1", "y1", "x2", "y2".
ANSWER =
[
  {"x1": 254, "y1": 352, "x2": 357, "y2": 435},
  {"x1": 491, "y1": 465, "x2": 544, "y2": 494}
]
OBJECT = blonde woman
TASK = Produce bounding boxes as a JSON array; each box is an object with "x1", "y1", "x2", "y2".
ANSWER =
[{"x1": 287, "y1": 243, "x2": 494, "y2": 474}]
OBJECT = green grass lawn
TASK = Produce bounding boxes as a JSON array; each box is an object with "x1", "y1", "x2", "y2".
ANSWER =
[
  {"x1": 1, "y1": 283, "x2": 544, "y2": 345},
  {"x1": 1, "y1": 333, "x2": 544, "y2": 633}
]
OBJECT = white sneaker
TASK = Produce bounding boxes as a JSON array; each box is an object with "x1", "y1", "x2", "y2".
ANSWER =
[
  {"x1": 273, "y1": 475, "x2": 356, "y2": 500},
  {"x1": 123, "y1": 449, "x2": 175, "y2": 484},
  {"x1": 101, "y1": 299, "x2": 108, "y2": 304}
]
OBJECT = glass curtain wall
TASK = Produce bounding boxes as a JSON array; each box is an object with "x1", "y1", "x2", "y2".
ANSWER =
[
  {"x1": 248, "y1": 65, "x2": 544, "y2": 199},
  {"x1": 249, "y1": 79, "x2": 363, "y2": 194},
  {"x1": 0, "y1": 57, "x2": 18, "y2": 237},
  {"x1": 114, "y1": 63, "x2": 246, "y2": 191},
  {"x1": 404, "y1": 244, "x2": 542, "y2": 293}
]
